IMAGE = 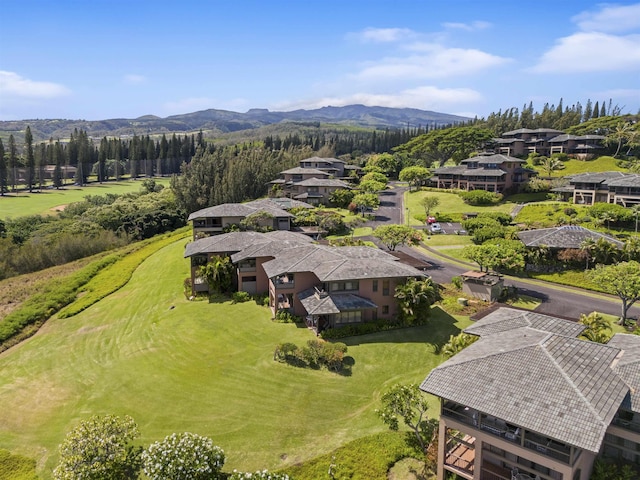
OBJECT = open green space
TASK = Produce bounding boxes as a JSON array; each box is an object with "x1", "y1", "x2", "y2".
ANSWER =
[
  {"x1": 0, "y1": 178, "x2": 172, "y2": 219},
  {"x1": 536, "y1": 155, "x2": 626, "y2": 177},
  {"x1": 0, "y1": 237, "x2": 471, "y2": 479},
  {"x1": 405, "y1": 190, "x2": 515, "y2": 225}
]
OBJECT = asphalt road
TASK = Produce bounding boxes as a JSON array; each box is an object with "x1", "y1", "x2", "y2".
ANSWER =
[{"x1": 367, "y1": 183, "x2": 640, "y2": 321}]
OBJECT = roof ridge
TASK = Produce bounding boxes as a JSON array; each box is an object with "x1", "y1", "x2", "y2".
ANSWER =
[{"x1": 539, "y1": 338, "x2": 609, "y2": 429}]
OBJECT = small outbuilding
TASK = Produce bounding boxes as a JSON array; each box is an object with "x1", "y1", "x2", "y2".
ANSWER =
[{"x1": 461, "y1": 270, "x2": 504, "y2": 302}]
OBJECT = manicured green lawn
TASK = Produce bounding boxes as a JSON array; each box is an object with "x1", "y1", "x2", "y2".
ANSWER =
[
  {"x1": 0, "y1": 178, "x2": 172, "y2": 219},
  {"x1": 405, "y1": 190, "x2": 515, "y2": 225},
  {"x1": 0, "y1": 238, "x2": 470, "y2": 479},
  {"x1": 536, "y1": 155, "x2": 626, "y2": 177}
]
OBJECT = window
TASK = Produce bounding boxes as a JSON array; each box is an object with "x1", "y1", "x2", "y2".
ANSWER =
[
  {"x1": 382, "y1": 280, "x2": 390, "y2": 296},
  {"x1": 242, "y1": 276, "x2": 257, "y2": 283},
  {"x1": 238, "y1": 258, "x2": 256, "y2": 271},
  {"x1": 382, "y1": 305, "x2": 389, "y2": 314},
  {"x1": 334, "y1": 310, "x2": 362, "y2": 324},
  {"x1": 372, "y1": 280, "x2": 378, "y2": 292},
  {"x1": 330, "y1": 281, "x2": 359, "y2": 292}
]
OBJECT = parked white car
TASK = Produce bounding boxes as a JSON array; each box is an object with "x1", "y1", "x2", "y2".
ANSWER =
[{"x1": 430, "y1": 223, "x2": 442, "y2": 233}]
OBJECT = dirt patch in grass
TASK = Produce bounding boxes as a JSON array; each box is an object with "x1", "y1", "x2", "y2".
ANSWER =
[
  {"x1": 436, "y1": 284, "x2": 492, "y2": 316},
  {"x1": 387, "y1": 458, "x2": 433, "y2": 480}
]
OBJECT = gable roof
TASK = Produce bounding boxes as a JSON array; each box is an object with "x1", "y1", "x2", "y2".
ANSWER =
[
  {"x1": 517, "y1": 225, "x2": 624, "y2": 249},
  {"x1": 420, "y1": 328, "x2": 628, "y2": 453},
  {"x1": 262, "y1": 244, "x2": 426, "y2": 281},
  {"x1": 230, "y1": 231, "x2": 314, "y2": 262},
  {"x1": 465, "y1": 307, "x2": 586, "y2": 338},
  {"x1": 298, "y1": 288, "x2": 377, "y2": 315},
  {"x1": 280, "y1": 167, "x2": 330, "y2": 176},
  {"x1": 608, "y1": 333, "x2": 640, "y2": 413},
  {"x1": 566, "y1": 171, "x2": 631, "y2": 185},
  {"x1": 460, "y1": 153, "x2": 525, "y2": 165},
  {"x1": 293, "y1": 178, "x2": 352, "y2": 188},
  {"x1": 184, "y1": 231, "x2": 269, "y2": 257},
  {"x1": 187, "y1": 199, "x2": 294, "y2": 221},
  {"x1": 301, "y1": 156, "x2": 346, "y2": 165}
]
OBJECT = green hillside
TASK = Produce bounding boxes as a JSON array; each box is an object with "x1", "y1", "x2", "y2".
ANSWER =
[{"x1": 0, "y1": 237, "x2": 469, "y2": 479}]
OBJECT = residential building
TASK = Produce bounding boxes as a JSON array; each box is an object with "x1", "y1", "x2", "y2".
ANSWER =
[
  {"x1": 187, "y1": 198, "x2": 312, "y2": 238},
  {"x1": 290, "y1": 177, "x2": 352, "y2": 205},
  {"x1": 270, "y1": 156, "x2": 358, "y2": 204},
  {"x1": 492, "y1": 129, "x2": 605, "y2": 159},
  {"x1": 517, "y1": 225, "x2": 624, "y2": 250},
  {"x1": 552, "y1": 172, "x2": 640, "y2": 207},
  {"x1": 431, "y1": 153, "x2": 536, "y2": 193},
  {"x1": 184, "y1": 233, "x2": 427, "y2": 330},
  {"x1": 420, "y1": 307, "x2": 640, "y2": 480}
]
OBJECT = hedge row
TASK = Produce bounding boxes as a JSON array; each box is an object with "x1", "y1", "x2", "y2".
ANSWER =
[{"x1": 320, "y1": 317, "x2": 430, "y2": 340}]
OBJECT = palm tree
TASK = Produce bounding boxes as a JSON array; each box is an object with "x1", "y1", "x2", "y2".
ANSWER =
[
  {"x1": 631, "y1": 204, "x2": 640, "y2": 234},
  {"x1": 198, "y1": 255, "x2": 234, "y2": 294},
  {"x1": 579, "y1": 311, "x2": 612, "y2": 344},
  {"x1": 394, "y1": 278, "x2": 438, "y2": 323},
  {"x1": 580, "y1": 238, "x2": 596, "y2": 270},
  {"x1": 592, "y1": 238, "x2": 620, "y2": 265},
  {"x1": 441, "y1": 333, "x2": 478, "y2": 358},
  {"x1": 600, "y1": 212, "x2": 616, "y2": 233}
]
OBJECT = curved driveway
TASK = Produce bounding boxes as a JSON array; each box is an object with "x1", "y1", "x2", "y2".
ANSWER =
[{"x1": 367, "y1": 183, "x2": 640, "y2": 321}]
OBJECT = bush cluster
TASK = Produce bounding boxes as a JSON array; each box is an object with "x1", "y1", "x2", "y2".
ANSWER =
[
  {"x1": 273, "y1": 310, "x2": 301, "y2": 323},
  {"x1": 274, "y1": 339, "x2": 348, "y2": 372},
  {"x1": 458, "y1": 190, "x2": 503, "y2": 205},
  {"x1": 231, "y1": 291, "x2": 252, "y2": 303},
  {"x1": 319, "y1": 316, "x2": 430, "y2": 340}
]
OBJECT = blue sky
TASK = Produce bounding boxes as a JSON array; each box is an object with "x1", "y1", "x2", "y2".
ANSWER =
[{"x1": 1, "y1": 0, "x2": 639, "y2": 121}]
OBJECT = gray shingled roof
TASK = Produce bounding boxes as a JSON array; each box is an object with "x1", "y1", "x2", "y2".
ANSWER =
[
  {"x1": 230, "y1": 231, "x2": 313, "y2": 262},
  {"x1": 184, "y1": 231, "x2": 268, "y2": 257},
  {"x1": 302, "y1": 156, "x2": 346, "y2": 164},
  {"x1": 517, "y1": 225, "x2": 624, "y2": 249},
  {"x1": 608, "y1": 333, "x2": 640, "y2": 413},
  {"x1": 293, "y1": 178, "x2": 352, "y2": 188},
  {"x1": 298, "y1": 288, "x2": 377, "y2": 315},
  {"x1": 187, "y1": 199, "x2": 294, "y2": 221},
  {"x1": 607, "y1": 174, "x2": 640, "y2": 187},
  {"x1": 567, "y1": 171, "x2": 630, "y2": 185},
  {"x1": 280, "y1": 167, "x2": 330, "y2": 176},
  {"x1": 465, "y1": 307, "x2": 586, "y2": 338},
  {"x1": 420, "y1": 328, "x2": 628, "y2": 453},
  {"x1": 262, "y1": 244, "x2": 426, "y2": 281},
  {"x1": 461, "y1": 154, "x2": 525, "y2": 165}
]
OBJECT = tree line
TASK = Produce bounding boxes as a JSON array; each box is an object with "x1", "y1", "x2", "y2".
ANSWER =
[{"x1": 0, "y1": 128, "x2": 204, "y2": 194}]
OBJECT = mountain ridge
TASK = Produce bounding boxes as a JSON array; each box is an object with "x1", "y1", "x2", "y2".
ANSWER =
[{"x1": 0, "y1": 104, "x2": 470, "y2": 142}]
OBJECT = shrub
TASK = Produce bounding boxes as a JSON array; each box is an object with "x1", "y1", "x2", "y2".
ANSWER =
[
  {"x1": 273, "y1": 310, "x2": 300, "y2": 323},
  {"x1": 0, "y1": 449, "x2": 37, "y2": 480},
  {"x1": 229, "y1": 471, "x2": 290, "y2": 480},
  {"x1": 274, "y1": 340, "x2": 348, "y2": 372},
  {"x1": 451, "y1": 276, "x2": 462, "y2": 290},
  {"x1": 462, "y1": 217, "x2": 501, "y2": 233},
  {"x1": 477, "y1": 212, "x2": 512, "y2": 226},
  {"x1": 231, "y1": 291, "x2": 251, "y2": 304},
  {"x1": 458, "y1": 190, "x2": 502, "y2": 205},
  {"x1": 142, "y1": 432, "x2": 225, "y2": 480},
  {"x1": 471, "y1": 225, "x2": 507, "y2": 244}
]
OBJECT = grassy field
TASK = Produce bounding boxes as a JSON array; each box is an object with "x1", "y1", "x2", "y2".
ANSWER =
[
  {"x1": 0, "y1": 237, "x2": 471, "y2": 479},
  {"x1": 405, "y1": 190, "x2": 516, "y2": 225},
  {"x1": 0, "y1": 178, "x2": 172, "y2": 219},
  {"x1": 537, "y1": 155, "x2": 626, "y2": 177}
]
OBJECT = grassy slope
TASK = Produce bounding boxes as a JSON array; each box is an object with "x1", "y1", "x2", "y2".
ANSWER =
[
  {"x1": 0, "y1": 238, "x2": 470, "y2": 479},
  {"x1": 405, "y1": 190, "x2": 515, "y2": 225},
  {"x1": 0, "y1": 178, "x2": 171, "y2": 219},
  {"x1": 539, "y1": 155, "x2": 625, "y2": 177}
]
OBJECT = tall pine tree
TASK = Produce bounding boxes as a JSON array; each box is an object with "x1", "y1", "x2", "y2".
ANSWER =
[
  {"x1": 0, "y1": 138, "x2": 6, "y2": 195},
  {"x1": 25, "y1": 126, "x2": 35, "y2": 192}
]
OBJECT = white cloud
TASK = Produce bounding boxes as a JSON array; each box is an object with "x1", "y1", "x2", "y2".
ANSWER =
[
  {"x1": 529, "y1": 32, "x2": 640, "y2": 73},
  {"x1": 573, "y1": 3, "x2": 640, "y2": 33},
  {"x1": 0, "y1": 71, "x2": 70, "y2": 98},
  {"x1": 352, "y1": 47, "x2": 510, "y2": 80},
  {"x1": 442, "y1": 20, "x2": 491, "y2": 31},
  {"x1": 123, "y1": 74, "x2": 147, "y2": 85},
  {"x1": 272, "y1": 85, "x2": 483, "y2": 112},
  {"x1": 350, "y1": 27, "x2": 416, "y2": 43}
]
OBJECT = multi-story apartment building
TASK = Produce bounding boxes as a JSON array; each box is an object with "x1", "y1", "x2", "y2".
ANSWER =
[
  {"x1": 184, "y1": 231, "x2": 426, "y2": 330},
  {"x1": 420, "y1": 307, "x2": 640, "y2": 480},
  {"x1": 553, "y1": 172, "x2": 640, "y2": 207},
  {"x1": 431, "y1": 154, "x2": 536, "y2": 194}
]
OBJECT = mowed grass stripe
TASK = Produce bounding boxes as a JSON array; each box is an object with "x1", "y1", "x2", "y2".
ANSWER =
[{"x1": 0, "y1": 237, "x2": 470, "y2": 478}]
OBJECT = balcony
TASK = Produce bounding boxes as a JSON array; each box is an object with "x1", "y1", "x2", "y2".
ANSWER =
[
  {"x1": 274, "y1": 275, "x2": 295, "y2": 289},
  {"x1": 444, "y1": 433, "x2": 475, "y2": 479}
]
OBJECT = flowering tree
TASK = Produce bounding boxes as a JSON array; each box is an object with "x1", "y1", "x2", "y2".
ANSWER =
[
  {"x1": 53, "y1": 414, "x2": 142, "y2": 480},
  {"x1": 142, "y1": 432, "x2": 225, "y2": 480},
  {"x1": 229, "y1": 470, "x2": 291, "y2": 480}
]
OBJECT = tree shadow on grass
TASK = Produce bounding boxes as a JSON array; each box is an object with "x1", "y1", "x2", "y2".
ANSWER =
[{"x1": 339, "y1": 306, "x2": 464, "y2": 349}]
